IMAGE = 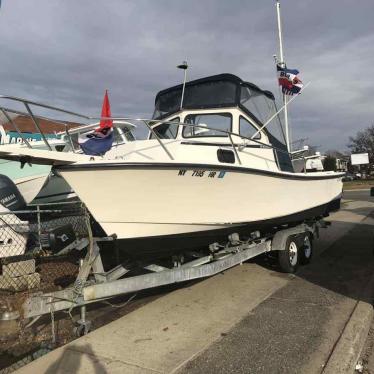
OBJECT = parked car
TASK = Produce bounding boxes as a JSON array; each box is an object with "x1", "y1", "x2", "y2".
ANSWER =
[{"x1": 342, "y1": 173, "x2": 356, "y2": 182}]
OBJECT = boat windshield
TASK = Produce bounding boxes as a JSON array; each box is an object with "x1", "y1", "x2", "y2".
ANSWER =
[
  {"x1": 183, "y1": 113, "x2": 231, "y2": 138},
  {"x1": 153, "y1": 74, "x2": 286, "y2": 144},
  {"x1": 240, "y1": 86, "x2": 286, "y2": 145},
  {"x1": 240, "y1": 86, "x2": 293, "y2": 171},
  {"x1": 150, "y1": 117, "x2": 180, "y2": 139}
]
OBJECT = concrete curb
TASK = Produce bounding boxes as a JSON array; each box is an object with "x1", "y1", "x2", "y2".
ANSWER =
[{"x1": 322, "y1": 276, "x2": 374, "y2": 374}]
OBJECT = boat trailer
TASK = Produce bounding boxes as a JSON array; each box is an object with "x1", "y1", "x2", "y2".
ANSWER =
[{"x1": 0, "y1": 215, "x2": 328, "y2": 337}]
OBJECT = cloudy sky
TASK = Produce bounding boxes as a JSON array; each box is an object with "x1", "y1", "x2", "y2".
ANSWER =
[{"x1": 0, "y1": 0, "x2": 373, "y2": 151}]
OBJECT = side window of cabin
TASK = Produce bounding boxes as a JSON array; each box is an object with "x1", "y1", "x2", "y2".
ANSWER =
[
  {"x1": 150, "y1": 117, "x2": 180, "y2": 139},
  {"x1": 239, "y1": 116, "x2": 261, "y2": 140},
  {"x1": 183, "y1": 113, "x2": 232, "y2": 137}
]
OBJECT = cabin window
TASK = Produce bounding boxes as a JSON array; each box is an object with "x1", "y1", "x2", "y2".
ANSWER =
[
  {"x1": 150, "y1": 117, "x2": 179, "y2": 139},
  {"x1": 239, "y1": 116, "x2": 261, "y2": 140},
  {"x1": 183, "y1": 113, "x2": 232, "y2": 138}
]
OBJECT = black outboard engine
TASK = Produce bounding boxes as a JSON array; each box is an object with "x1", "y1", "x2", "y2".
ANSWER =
[
  {"x1": 0, "y1": 174, "x2": 26, "y2": 211},
  {"x1": 0, "y1": 175, "x2": 29, "y2": 257},
  {"x1": 0, "y1": 174, "x2": 76, "y2": 254}
]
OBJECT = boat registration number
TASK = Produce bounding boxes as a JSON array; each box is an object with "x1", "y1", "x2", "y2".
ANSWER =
[{"x1": 178, "y1": 169, "x2": 226, "y2": 179}]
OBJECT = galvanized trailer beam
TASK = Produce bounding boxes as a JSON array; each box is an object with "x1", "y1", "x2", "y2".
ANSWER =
[
  {"x1": 21, "y1": 220, "x2": 321, "y2": 319},
  {"x1": 23, "y1": 240, "x2": 270, "y2": 318},
  {"x1": 83, "y1": 240, "x2": 270, "y2": 301}
]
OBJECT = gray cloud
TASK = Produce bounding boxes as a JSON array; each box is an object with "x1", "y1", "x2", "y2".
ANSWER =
[{"x1": 0, "y1": 0, "x2": 373, "y2": 151}]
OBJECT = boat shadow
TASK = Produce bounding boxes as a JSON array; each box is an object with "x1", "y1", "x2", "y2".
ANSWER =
[{"x1": 44, "y1": 343, "x2": 108, "y2": 374}]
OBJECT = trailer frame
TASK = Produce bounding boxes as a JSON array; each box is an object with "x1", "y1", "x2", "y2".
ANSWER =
[{"x1": 4, "y1": 217, "x2": 327, "y2": 335}]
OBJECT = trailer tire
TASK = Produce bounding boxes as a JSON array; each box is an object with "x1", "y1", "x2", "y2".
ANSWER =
[
  {"x1": 299, "y1": 233, "x2": 313, "y2": 265},
  {"x1": 278, "y1": 236, "x2": 299, "y2": 273}
]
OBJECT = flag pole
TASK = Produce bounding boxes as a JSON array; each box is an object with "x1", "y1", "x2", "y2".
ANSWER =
[{"x1": 275, "y1": 0, "x2": 291, "y2": 153}]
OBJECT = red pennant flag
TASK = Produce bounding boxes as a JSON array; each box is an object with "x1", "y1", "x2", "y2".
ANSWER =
[{"x1": 99, "y1": 90, "x2": 113, "y2": 130}]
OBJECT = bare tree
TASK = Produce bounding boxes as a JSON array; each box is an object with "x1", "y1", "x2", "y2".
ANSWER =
[
  {"x1": 325, "y1": 149, "x2": 346, "y2": 159},
  {"x1": 348, "y1": 125, "x2": 374, "y2": 163}
]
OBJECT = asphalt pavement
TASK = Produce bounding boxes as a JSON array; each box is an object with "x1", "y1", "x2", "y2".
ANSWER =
[
  {"x1": 180, "y1": 207, "x2": 374, "y2": 374},
  {"x1": 343, "y1": 189, "x2": 374, "y2": 203}
]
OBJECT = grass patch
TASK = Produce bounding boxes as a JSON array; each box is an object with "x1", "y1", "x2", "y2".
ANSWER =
[{"x1": 343, "y1": 179, "x2": 374, "y2": 190}]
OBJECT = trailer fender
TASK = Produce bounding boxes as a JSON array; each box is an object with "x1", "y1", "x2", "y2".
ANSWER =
[{"x1": 271, "y1": 224, "x2": 314, "y2": 251}]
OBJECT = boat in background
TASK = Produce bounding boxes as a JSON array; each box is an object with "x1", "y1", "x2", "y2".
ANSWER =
[
  {"x1": 0, "y1": 119, "x2": 137, "y2": 204},
  {"x1": 0, "y1": 115, "x2": 53, "y2": 203},
  {"x1": 32, "y1": 121, "x2": 137, "y2": 204}
]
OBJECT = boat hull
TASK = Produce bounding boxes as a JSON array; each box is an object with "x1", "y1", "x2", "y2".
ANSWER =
[
  {"x1": 111, "y1": 198, "x2": 340, "y2": 259},
  {"x1": 14, "y1": 174, "x2": 50, "y2": 204},
  {"x1": 57, "y1": 163, "x2": 343, "y2": 257},
  {"x1": 0, "y1": 159, "x2": 51, "y2": 204}
]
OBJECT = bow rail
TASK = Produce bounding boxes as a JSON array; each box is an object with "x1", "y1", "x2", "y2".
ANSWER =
[{"x1": 0, "y1": 94, "x2": 291, "y2": 166}]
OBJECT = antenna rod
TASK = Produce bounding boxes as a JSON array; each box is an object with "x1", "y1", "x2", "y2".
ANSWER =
[
  {"x1": 177, "y1": 61, "x2": 188, "y2": 110},
  {"x1": 275, "y1": 1, "x2": 291, "y2": 152}
]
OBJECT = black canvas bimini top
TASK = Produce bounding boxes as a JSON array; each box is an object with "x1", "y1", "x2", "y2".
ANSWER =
[{"x1": 152, "y1": 73, "x2": 275, "y2": 120}]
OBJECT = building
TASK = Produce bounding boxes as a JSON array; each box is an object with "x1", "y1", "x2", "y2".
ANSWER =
[
  {"x1": 0, "y1": 115, "x2": 80, "y2": 144},
  {"x1": 336, "y1": 158, "x2": 348, "y2": 172}
]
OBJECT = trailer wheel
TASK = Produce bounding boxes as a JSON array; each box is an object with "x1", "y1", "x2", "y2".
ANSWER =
[
  {"x1": 278, "y1": 236, "x2": 299, "y2": 273},
  {"x1": 299, "y1": 233, "x2": 313, "y2": 265}
]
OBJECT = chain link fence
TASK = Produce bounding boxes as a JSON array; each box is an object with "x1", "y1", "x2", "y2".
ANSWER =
[
  {"x1": 0, "y1": 202, "x2": 88, "y2": 293},
  {"x1": 0, "y1": 347, "x2": 52, "y2": 374}
]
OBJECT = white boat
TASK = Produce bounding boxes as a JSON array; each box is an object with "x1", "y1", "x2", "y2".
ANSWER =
[
  {"x1": 0, "y1": 74, "x2": 343, "y2": 259},
  {"x1": 0, "y1": 114, "x2": 53, "y2": 203}
]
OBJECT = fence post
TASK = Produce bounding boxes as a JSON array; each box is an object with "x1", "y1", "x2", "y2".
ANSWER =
[{"x1": 37, "y1": 206, "x2": 42, "y2": 251}]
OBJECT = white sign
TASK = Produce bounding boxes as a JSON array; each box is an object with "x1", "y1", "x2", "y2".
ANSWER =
[{"x1": 351, "y1": 153, "x2": 369, "y2": 165}]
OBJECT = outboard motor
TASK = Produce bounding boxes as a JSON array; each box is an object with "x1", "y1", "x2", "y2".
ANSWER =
[
  {"x1": 0, "y1": 175, "x2": 28, "y2": 258},
  {"x1": 0, "y1": 174, "x2": 77, "y2": 256},
  {"x1": 0, "y1": 174, "x2": 26, "y2": 211}
]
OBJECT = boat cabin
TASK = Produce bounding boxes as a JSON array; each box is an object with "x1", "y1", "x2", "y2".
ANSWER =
[{"x1": 149, "y1": 74, "x2": 293, "y2": 172}]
